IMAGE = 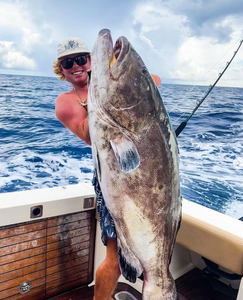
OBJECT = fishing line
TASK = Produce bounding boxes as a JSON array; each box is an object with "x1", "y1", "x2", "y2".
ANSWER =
[
  {"x1": 174, "y1": 39, "x2": 243, "y2": 137},
  {"x1": 172, "y1": 39, "x2": 242, "y2": 126}
]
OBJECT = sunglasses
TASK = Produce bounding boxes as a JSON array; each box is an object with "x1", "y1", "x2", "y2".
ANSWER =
[{"x1": 60, "y1": 54, "x2": 88, "y2": 69}]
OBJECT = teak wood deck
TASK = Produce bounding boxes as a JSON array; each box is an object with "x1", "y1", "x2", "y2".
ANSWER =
[{"x1": 50, "y1": 268, "x2": 234, "y2": 300}]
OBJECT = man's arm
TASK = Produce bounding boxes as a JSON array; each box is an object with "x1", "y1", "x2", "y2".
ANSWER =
[{"x1": 55, "y1": 93, "x2": 91, "y2": 145}]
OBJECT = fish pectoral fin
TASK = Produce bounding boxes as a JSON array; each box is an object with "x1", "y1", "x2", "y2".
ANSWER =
[{"x1": 110, "y1": 135, "x2": 140, "y2": 173}]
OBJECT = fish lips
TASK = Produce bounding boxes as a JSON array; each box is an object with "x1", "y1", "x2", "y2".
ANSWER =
[{"x1": 98, "y1": 29, "x2": 129, "y2": 71}]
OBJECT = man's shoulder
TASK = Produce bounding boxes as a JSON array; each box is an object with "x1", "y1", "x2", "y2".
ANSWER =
[
  {"x1": 56, "y1": 90, "x2": 72, "y2": 101},
  {"x1": 56, "y1": 91, "x2": 75, "y2": 112},
  {"x1": 55, "y1": 91, "x2": 74, "y2": 118}
]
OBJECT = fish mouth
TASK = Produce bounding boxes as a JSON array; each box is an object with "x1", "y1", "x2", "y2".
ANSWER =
[
  {"x1": 114, "y1": 38, "x2": 123, "y2": 60},
  {"x1": 98, "y1": 29, "x2": 128, "y2": 68},
  {"x1": 110, "y1": 37, "x2": 129, "y2": 67}
]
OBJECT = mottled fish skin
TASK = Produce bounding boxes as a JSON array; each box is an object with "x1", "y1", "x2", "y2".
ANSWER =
[{"x1": 88, "y1": 29, "x2": 181, "y2": 300}]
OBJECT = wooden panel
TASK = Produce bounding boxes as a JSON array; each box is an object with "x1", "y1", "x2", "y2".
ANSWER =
[
  {"x1": 0, "y1": 210, "x2": 96, "y2": 299},
  {"x1": 47, "y1": 249, "x2": 89, "y2": 269},
  {"x1": 47, "y1": 227, "x2": 90, "y2": 244},
  {"x1": 0, "y1": 221, "x2": 46, "y2": 239},
  {"x1": 0, "y1": 253, "x2": 46, "y2": 274},
  {"x1": 0, "y1": 274, "x2": 45, "y2": 299},
  {"x1": 0, "y1": 220, "x2": 46, "y2": 299},
  {"x1": 46, "y1": 270, "x2": 89, "y2": 297},
  {"x1": 0, "y1": 229, "x2": 46, "y2": 248},
  {"x1": 0, "y1": 261, "x2": 45, "y2": 283},
  {"x1": 0, "y1": 237, "x2": 46, "y2": 257},
  {"x1": 47, "y1": 277, "x2": 91, "y2": 299},
  {"x1": 47, "y1": 211, "x2": 91, "y2": 227},
  {"x1": 47, "y1": 234, "x2": 90, "y2": 252},
  {"x1": 46, "y1": 210, "x2": 96, "y2": 298},
  {"x1": 5, "y1": 285, "x2": 46, "y2": 300},
  {"x1": 47, "y1": 255, "x2": 89, "y2": 275},
  {"x1": 0, "y1": 245, "x2": 46, "y2": 265}
]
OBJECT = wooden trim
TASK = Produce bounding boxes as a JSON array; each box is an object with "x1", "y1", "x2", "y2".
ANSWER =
[
  {"x1": 0, "y1": 209, "x2": 96, "y2": 299},
  {"x1": 88, "y1": 209, "x2": 96, "y2": 283}
]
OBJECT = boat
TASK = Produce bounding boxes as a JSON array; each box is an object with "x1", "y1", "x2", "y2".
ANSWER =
[{"x1": 0, "y1": 183, "x2": 242, "y2": 300}]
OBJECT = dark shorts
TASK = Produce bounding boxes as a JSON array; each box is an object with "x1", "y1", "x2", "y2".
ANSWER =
[{"x1": 92, "y1": 172, "x2": 117, "y2": 246}]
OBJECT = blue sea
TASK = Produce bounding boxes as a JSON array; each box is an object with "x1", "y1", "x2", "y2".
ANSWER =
[{"x1": 0, "y1": 74, "x2": 242, "y2": 219}]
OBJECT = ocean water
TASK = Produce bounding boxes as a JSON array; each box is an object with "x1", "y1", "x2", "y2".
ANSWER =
[{"x1": 0, "y1": 74, "x2": 242, "y2": 219}]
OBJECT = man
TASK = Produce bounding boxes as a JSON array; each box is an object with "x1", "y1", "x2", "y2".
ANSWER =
[{"x1": 53, "y1": 37, "x2": 161, "y2": 300}]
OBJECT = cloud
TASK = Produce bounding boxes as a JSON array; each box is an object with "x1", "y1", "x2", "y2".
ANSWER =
[
  {"x1": 162, "y1": 0, "x2": 243, "y2": 42},
  {"x1": 130, "y1": 2, "x2": 189, "y2": 79},
  {"x1": 0, "y1": 1, "x2": 55, "y2": 73},
  {"x1": 0, "y1": 2, "x2": 38, "y2": 70},
  {"x1": 0, "y1": 41, "x2": 35, "y2": 70},
  {"x1": 128, "y1": 0, "x2": 243, "y2": 87},
  {"x1": 0, "y1": 0, "x2": 242, "y2": 87}
]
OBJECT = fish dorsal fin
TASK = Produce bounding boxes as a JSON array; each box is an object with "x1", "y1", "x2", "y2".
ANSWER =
[{"x1": 110, "y1": 135, "x2": 140, "y2": 173}]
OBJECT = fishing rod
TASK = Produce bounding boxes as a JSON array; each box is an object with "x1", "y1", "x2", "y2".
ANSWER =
[{"x1": 175, "y1": 39, "x2": 243, "y2": 137}]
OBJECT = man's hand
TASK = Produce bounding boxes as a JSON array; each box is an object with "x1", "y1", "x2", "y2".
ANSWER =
[{"x1": 151, "y1": 74, "x2": 162, "y2": 87}]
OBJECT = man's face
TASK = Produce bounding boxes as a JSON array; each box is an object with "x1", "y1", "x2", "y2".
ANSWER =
[{"x1": 60, "y1": 53, "x2": 91, "y2": 85}]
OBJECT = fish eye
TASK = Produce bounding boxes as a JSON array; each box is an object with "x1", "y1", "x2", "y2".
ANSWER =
[{"x1": 142, "y1": 68, "x2": 148, "y2": 75}]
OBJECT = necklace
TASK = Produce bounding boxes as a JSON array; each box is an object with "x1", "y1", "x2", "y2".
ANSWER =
[{"x1": 73, "y1": 87, "x2": 87, "y2": 107}]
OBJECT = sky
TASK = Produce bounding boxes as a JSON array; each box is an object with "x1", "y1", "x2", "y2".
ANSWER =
[{"x1": 0, "y1": 0, "x2": 243, "y2": 88}]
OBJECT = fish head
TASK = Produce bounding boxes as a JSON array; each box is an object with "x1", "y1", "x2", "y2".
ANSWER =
[{"x1": 89, "y1": 29, "x2": 162, "y2": 138}]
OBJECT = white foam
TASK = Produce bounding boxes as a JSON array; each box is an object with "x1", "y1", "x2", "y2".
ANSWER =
[
  {"x1": 225, "y1": 201, "x2": 243, "y2": 220},
  {"x1": 0, "y1": 149, "x2": 94, "y2": 192}
]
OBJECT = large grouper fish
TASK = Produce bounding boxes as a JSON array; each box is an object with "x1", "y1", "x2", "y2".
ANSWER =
[{"x1": 88, "y1": 29, "x2": 181, "y2": 300}]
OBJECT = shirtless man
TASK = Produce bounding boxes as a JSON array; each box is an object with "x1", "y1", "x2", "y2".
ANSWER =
[{"x1": 53, "y1": 37, "x2": 161, "y2": 300}]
